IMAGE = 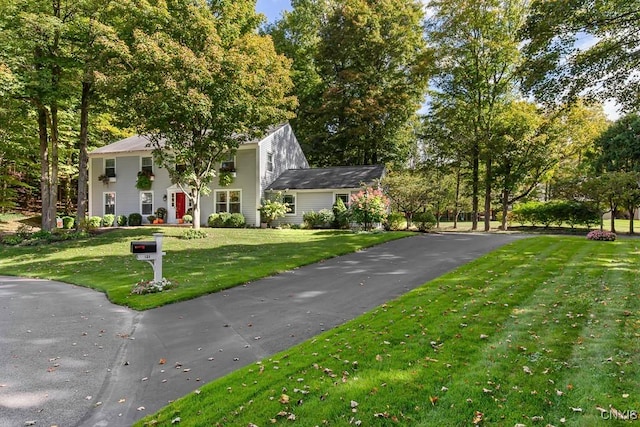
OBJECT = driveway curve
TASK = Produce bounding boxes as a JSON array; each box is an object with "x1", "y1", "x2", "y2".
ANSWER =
[{"x1": 0, "y1": 232, "x2": 526, "y2": 427}]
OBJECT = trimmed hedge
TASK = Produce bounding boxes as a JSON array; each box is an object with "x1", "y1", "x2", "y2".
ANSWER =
[
  {"x1": 128, "y1": 213, "x2": 143, "y2": 226},
  {"x1": 512, "y1": 200, "x2": 600, "y2": 228},
  {"x1": 208, "y1": 212, "x2": 245, "y2": 228}
]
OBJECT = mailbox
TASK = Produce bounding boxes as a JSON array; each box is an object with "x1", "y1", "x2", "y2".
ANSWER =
[{"x1": 130, "y1": 241, "x2": 157, "y2": 254}]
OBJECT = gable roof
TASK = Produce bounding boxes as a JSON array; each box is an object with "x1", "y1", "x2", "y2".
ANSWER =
[
  {"x1": 266, "y1": 164, "x2": 385, "y2": 191},
  {"x1": 89, "y1": 123, "x2": 290, "y2": 156}
]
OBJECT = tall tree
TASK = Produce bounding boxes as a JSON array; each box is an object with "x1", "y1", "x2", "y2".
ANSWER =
[
  {"x1": 426, "y1": 0, "x2": 527, "y2": 230},
  {"x1": 592, "y1": 113, "x2": 640, "y2": 173},
  {"x1": 116, "y1": 0, "x2": 295, "y2": 229},
  {"x1": 270, "y1": 0, "x2": 431, "y2": 166},
  {"x1": 522, "y1": 0, "x2": 640, "y2": 111}
]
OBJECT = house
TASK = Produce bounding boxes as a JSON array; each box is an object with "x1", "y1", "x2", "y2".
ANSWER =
[{"x1": 88, "y1": 124, "x2": 385, "y2": 227}]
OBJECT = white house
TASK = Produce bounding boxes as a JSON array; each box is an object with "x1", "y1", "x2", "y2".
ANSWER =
[{"x1": 88, "y1": 124, "x2": 385, "y2": 227}]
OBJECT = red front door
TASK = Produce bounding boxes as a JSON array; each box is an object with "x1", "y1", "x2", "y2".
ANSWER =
[{"x1": 176, "y1": 192, "x2": 186, "y2": 219}]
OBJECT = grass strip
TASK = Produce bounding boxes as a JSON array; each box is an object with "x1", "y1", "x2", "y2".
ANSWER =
[
  {"x1": 135, "y1": 236, "x2": 640, "y2": 426},
  {"x1": 0, "y1": 228, "x2": 410, "y2": 310}
]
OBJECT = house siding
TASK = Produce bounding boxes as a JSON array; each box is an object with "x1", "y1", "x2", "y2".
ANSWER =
[{"x1": 274, "y1": 190, "x2": 357, "y2": 226}]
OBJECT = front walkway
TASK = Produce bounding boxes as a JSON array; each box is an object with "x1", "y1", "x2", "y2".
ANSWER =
[{"x1": 0, "y1": 233, "x2": 525, "y2": 427}]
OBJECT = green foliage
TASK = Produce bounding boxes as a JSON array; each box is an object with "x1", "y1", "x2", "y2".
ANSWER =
[
  {"x1": 269, "y1": 0, "x2": 430, "y2": 166},
  {"x1": 62, "y1": 216, "x2": 75, "y2": 230},
  {"x1": 522, "y1": 0, "x2": 640, "y2": 110},
  {"x1": 259, "y1": 195, "x2": 290, "y2": 226},
  {"x1": 117, "y1": 215, "x2": 128, "y2": 227},
  {"x1": 135, "y1": 172, "x2": 152, "y2": 190},
  {"x1": 413, "y1": 211, "x2": 436, "y2": 231},
  {"x1": 155, "y1": 207, "x2": 167, "y2": 221},
  {"x1": 332, "y1": 198, "x2": 350, "y2": 229},
  {"x1": 348, "y1": 187, "x2": 390, "y2": 231},
  {"x1": 128, "y1": 213, "x2": 143, "y2": 227},
  {"x1": 87, "y1": 216, "x2": 102, "y2": 228},
  {"x1": 592, "y1": 113, "x2": 640, "y2": 173},
  {"x1": 382, "y1": 169, "x2": 433, "y2": 223},
  {"x1": 302, "y1": 209, "x2": 334, "y2": 229},
  {"x1": 512, "y1": 200, "x2": 600, "y2": 229},
  {"x1": 384, "y1": 212, "x2": 406, "y2": 231},
  {"x1": 182, "y1": 214, "x2": 193, "y2": 224},
  {"x1": 1, "y1": 235, "x2": 22, "y2": 246},
  {"x1": 181, "y1": 229, "x2": 209, "y2": 240},
  {"x1": 102, "y1": 214, "x2": 115, "y2": 227},
  {"x1": 218, "y1": 171, "x2": 234, "y2": 187},
  {"x1": 208, "y1": 212, "x2": 246, "y2": 228}
]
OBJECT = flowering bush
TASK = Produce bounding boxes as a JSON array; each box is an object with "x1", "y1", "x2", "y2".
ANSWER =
[
  {"x1": 349, "y1": 187, "x2": 390, "y2": 231},
  {"x1": 586, "y1": 230, "x2": 617, "y2": 241},
  {"x1": 131, "y1": 278, "x2": 176, "y2": 295}
]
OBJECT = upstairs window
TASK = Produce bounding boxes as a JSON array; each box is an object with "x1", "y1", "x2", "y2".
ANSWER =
[
  {"x1": 105, "y1": 158, "x2": 116, "y2": 178},
  {"x1": 267, "y1": 152, "x2": 274, "y2": 172},
  {"x1": 220, "y1": 154, "x2": 236, "y2": 173},
  {"x1": 141, "y1": 157, "x2": 153, "y2": 174}
]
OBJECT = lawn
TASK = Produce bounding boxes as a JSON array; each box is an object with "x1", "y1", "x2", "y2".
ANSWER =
[
  {"x1": 135, "y1": 235, "x2": 640, "y2": 426},
  {"x1": 0, "y1": 227, "x2": 410, "y2": 310}
]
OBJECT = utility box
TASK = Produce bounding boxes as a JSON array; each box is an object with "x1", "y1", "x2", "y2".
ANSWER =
[{"x1": 130, "y1": 241, "x2": 157, "y2": 254}]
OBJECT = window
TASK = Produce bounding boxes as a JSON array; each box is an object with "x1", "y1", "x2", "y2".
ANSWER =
[
  {"x1": 335, "y1": 193, "x2": 349, "y2": 205},
  {"x1": 141, "y1": 157, "x2": 153, "y2": 175},
  {"x1": 220, "y1": 154, "x2": 236, "y2": 172},
  {"x1": 215, "y1": 190, "x2": 241, "y2": 213},
  {"x1": 266, "y1": 152, "x2": 274, "y2": 172},
  {"x1": 283, "y1": 194, "x2": 296, "y2": 215},
  {"x1": 105, "y1": 158, "x2": 116, "y2": 178},
  {"x1": 141, "y1": 191, "x2": 153, "y2": 215},
  {"x1": 104, "y1": 192, "x2": 116, "y2": 215}
]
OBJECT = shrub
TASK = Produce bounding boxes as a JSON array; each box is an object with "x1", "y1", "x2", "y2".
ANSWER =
[
  {"x1": 384, "y1": 212, "x2": 405, "y2": 231},
  {"x1": 155, "y1": 207, "x2": 167, "y2": 221},
  {"x1": 16, "y1": 224, "x2": 33, "y2": 239},
  {"x1": 303, "y1": 209, "x2": 334, "y2": 229},
  {"x1": 182, "y1": 214, "x2": 193, "y2": 224},
  {"x1": 131, "y1": 278, "x2": 176, "y2": 295},
  {"x1": 208, "y1": 212, "x2": 231, "y2": 227},
  {"x1": 88, "y1": 216, "x2": 102, "y2": 228},
  {"x1": 512, "y1": 200, "x2": 601, "y2": 228},
  {"x1": 147, "y1": 215, "x2": 156, "y2": 223},
  {"x1": 586, "y1": 230, "x2": 616, "y2": 241},
  {"x1": 413, "y1": 211, "x2": 436, "y2": 232},
  {"x1": 128, "y1": 213, "x2": 143, "y2": 226},
  {"x1": 117, "y1": 215, "x2": 128, "y2": 226},
  {"x1": 102, "y1": 214, "x2": 115, "y2": 227},
  {"x1": 349, "y1": 187, "x2": 390, "y2": 231},
  {"x1": 227, "y1": 213, "x2": 246, "y2": 228},
  {"x1": 181, "y1": 229, "x2": 208, "y2": 240},
  {"x1": 62, "y1": 216, "x2": 75, "y2": 229},
  {"x1": 332, "y1": 198, "x2": 350, "y2": 229},
  {"x1": 259, "y1": 194, "x2": 290, "y2": 226},
  {"x1": 2, "y1": 235, "x2": 23, "y2": 245}
]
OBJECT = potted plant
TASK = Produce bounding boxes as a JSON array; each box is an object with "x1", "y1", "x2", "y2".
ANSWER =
[
  {"x1": 98, "y1": 174, "x2": 110, "y2": 185},
  {"x1": 136, "y1": 171, "x2": 153, "y2": 190},
  {"x1": 218, "y1": 171, "x2": 234, "y2": 187},
  {"x1": 155, "y1": 207, "x2": 167, "y2": 221}
]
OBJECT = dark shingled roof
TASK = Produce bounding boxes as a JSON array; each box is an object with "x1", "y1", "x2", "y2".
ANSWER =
[{"x1": 266, "y1": 164, "x2": 385, "y2": 191}]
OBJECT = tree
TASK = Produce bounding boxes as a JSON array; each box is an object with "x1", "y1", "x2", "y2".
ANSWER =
[
  {"x1": 582, "y1": 172, "x2": 634, "y2": 234},
  {"x1": 382, "y1": 170, "x2": 432, "y2": 229},
  {"x1": 522, "y1": 0, "x2": 640, "y2": 111},
  {"x1": 592, "y1": 113, "x2": 640, "y2": 173},
  {"x1": 270, "y1": 0, "x2": 431, "y2": 166},
  {"x1": 427, "y1": 0, "x2": 527, "y2": 231},
  {"x1": 116, "y1": 0, "x2": 295, "y2": 229},
  {"x1": 492, "y1": 101, "x2": 554, "y2": 231}
]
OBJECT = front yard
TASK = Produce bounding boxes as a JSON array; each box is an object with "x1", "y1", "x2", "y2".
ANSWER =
[{"x1": 0, "y1": 227, "x2": 410, "y2": 310}]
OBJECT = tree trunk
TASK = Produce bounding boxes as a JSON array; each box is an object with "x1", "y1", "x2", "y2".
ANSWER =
[
  {"x1": 191, "y1": 188, "x2": 201, "y2": 230},
  {"x1": 484, "y1": 156, "x2": 492, "y2": 232},
  {"x1": 610, "y1": 207, "x2": 616, "y2": 233},
  {"x1": 49, "y1": 103, "x2": 59, "y2": 230},
  {"x1": 471, "y1": 143, "x2": 479, "y2": 230},
  {"x1": 38, "y1": 107, "x2": 51, "y2": 231},
  {"x1": 77, "y1": 81, "x2": 91, "y2": 229},
  {"x1": 453, "y1": 167, "x2": 461, "y2": 229},
  {"x1": 501, "y1": 188, "x2": 509, "y2": 231},
  {"x1": 629, "y1": 206, "x2": 635, "y2": 234}
]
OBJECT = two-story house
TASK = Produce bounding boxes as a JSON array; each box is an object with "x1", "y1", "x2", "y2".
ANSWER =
[{"x1": 88, "y1": 124, "x2": 385, "y2": 227}]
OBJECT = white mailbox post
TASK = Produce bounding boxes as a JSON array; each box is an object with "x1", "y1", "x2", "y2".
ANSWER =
[{"x1": 130, "y1": 233, "x2": 166, "y2": 282}]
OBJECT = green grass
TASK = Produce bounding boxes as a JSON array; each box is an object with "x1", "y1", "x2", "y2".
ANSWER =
[
  {"x1": 135, "y1": 236, "x2": 640, "y2": 426},
  {"x1": 0, "y1": 227, "x2": 410, "y2": 310}
]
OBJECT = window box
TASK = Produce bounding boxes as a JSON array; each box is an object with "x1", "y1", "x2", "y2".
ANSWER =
[{"x1": 109, "y1": 176, "x2": 117, "y2": 183}]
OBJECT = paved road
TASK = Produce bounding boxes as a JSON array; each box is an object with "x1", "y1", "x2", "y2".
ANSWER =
[{"x1": 0, "y1": 233, "x2": 525, "y2": 426}]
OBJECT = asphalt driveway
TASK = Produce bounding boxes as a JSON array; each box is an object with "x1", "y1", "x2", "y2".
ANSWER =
[{"x1": 0, "y1": 232, "x2": 526, "y2": 427}]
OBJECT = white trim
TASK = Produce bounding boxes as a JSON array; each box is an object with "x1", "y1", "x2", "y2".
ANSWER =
[
  {"x1": 333, "y1": 192, "x2": 351, "y2": 205},
  {"x1": 214, "y1": 189, "x2": 242, "y2": 214},
  {"x1": 104, "y1": 158, "x2": 116, "y2": 178},
  {"x1": 103, "y1": 191, "x2": 116, "y2": 216},
  {"x1": 140, "y1": 156, "x2": 154, "y2": 175},
  {"x1": 140, "y1": 191, "x2": 154, "y2": 216},
  {"x1": 282, "y1": 192, "x2": 296, "y2": 216}
]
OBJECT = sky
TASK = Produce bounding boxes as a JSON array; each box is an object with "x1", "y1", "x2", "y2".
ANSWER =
[{"x1": 255, "y1": 0, "x2": 292, "y2": 23}]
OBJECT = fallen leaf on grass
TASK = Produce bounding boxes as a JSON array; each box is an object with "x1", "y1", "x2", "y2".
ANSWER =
[
  {"x1": 472, "y1": 411, "x2": 483, "y2": 424},
  {"x1": 279, "y1": 394, "x2": 290, "y2": 404},
  {"x1": 429, "y1": 396, "x2": 438, "y2": 406}
]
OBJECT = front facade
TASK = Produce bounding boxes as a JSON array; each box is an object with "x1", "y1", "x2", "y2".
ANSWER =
[{"x1": 88, "y1": 124, "x2": 308, "y2": 227}]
